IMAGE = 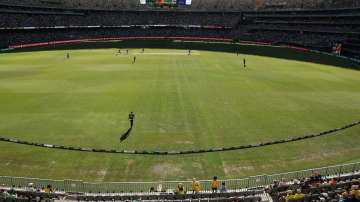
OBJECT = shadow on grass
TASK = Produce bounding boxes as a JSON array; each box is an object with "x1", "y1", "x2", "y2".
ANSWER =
[{"x1": 120, "y1": 126, "x2": 133, "y2": 142}]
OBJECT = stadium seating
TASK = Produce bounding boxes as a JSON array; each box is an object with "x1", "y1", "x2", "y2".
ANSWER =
[
  {"x1": 1, "y1": 3, "x2": 359, "y2": 60},
  {"x1": 239, "y1": 8, "x2": 360, "y2": 53},
  {"x1": 2, "y1": 172, "x2": 360, "y2": 202},
  {"x1": 0, "y1": 187, "x2": 265, "y2": 202},
  {"x1": 268, "y1": 173, "x2": 360, "y2": 202},
  {"x1": 0, "y1": 0, "x2": 359, "y2": 11}
]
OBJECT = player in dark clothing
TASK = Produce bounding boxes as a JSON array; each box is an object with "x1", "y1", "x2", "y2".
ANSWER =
[
  {"x1": 66, "y1": 53, "x2": 70, "y2": 59},
  {"x1": 133, "y1": 56, "x2": 136, "y2": 64},
  {"x1": 188, "y1": 50, "x2": 191, "y2": 55},
  {"x1": 129, "y1": 112, "x2": 135, "y2": 127},
  {"x1": 243, "y1": 58, "x2": 246, "y2": 68}
]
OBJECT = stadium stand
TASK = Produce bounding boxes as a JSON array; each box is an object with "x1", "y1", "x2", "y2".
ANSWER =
[
  {"x1": 240, "y1": 8, "x2": 360, "y2": 53},
  {"x1": 0, "y1": 0, "x2": 255, "y2": 11},
  {"x1": 268, "y1": 173, "x2": 360, "y2": 202},
  {"x1": 0, "y1": 1, "x2": 359, "y2": 60},
  {"x1": 0, "y1": 0, "x2": 359, "y2": 11},
  {"x1": 1, "y1": 162, "x2": 359, "y2": 202}
]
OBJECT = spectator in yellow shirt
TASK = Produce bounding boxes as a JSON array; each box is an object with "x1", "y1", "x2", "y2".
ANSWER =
[
  {"x1": 350, "y1": 186, "x2": 360, "y2": 200},
  {"x1": 43, "y1": 185, "x2": 53, "y2": 193},
  {"x1": 192, "y1": 178, "x2": 201, "y2": 194},
  {"x1": 283, "y1": 190, "x2": 295, "y2": 202},
  {"x1": 355, "y1": 189, "x2": 360, "y2": 200},
  {"x1": 293, "y1": 189, "x2": 305, "y2": 200}
]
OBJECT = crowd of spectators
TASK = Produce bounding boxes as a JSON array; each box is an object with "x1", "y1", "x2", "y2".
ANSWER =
[
  {"x1": 0, "y1": 0, "x2": 359, "y2": 11},
  {"x1": 0, "y1": 177, "x2": 231, "y2": 198},
  {"x1": 0, "y1": 0, "x2": 256, "y2": 11},
  {"x1": 1, "y1": 173, "x2": 359, "y2": 201},
  {"x1": 0, "y1": 6, "x2": 242, "y2": 28},
  {"x1": 238, "y1": 30, "x2": 354, "y2": 50},
  {"x1": 0, "y1": 186, "x2": 17, "y2": 201},
  {"x1": 1, "y1": 170, "x2": 360, "y2": 202},
  {"x1": 0, "y1": 178, "x2": 264, "y2": 202},
  {"x1": 0, "y1": 3, "x2": 359, "y2": 59},
  {"x1": 149, "y1": 176, "x2": 228, "y2": 195},
  {"x1": 0, "y1": 184, "x2": 57, "y2": 201},
  {"x1": 247, "y1": 24, "x2": 360, "y2": 34},
  {"x1": 238, "y1": 8, "x2": 360, "y2": 55},
  {"x1": 267, "y1": 172, "x2": 360, "y2": 202},
  {"x1": 0, "y1": 27, "x2": 231, "y2": 48}
]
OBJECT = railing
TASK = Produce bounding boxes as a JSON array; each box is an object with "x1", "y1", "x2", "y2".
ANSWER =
[{"x1": 0, "y1": 161, "x2": 359, "y2": 193}]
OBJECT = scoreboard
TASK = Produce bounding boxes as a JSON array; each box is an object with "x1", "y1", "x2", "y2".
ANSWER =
[{"x1": 140, "y1": 0, "x2": 192, "y2": 6}]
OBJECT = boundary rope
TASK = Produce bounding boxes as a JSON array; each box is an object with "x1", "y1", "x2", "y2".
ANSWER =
[{"x1": 0, "y1": 120, "x2": 359, "y2": 155}]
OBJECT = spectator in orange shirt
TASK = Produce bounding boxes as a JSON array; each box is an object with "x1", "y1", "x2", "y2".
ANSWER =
[{"x1": 211, "y1": 176, "x2": 219, "y2": 192}]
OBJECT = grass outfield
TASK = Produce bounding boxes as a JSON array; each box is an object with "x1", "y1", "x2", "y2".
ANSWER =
[{"x1": 0, "y1": 48, "x2": 360, "y2": 182}]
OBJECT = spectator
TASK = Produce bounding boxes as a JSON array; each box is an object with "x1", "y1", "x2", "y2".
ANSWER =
[
  {"x1": 329, "y1": 178, "x2": 337, "y2": 187},
  {"x1": 26, "y1": 183, "x2": 36, "y2": 192},
  {"x1": 350, "y1": 185, "x2": 360, "y2": 201},
  {"x1": 156, "y1": 183, "x2": 163, "y2": 192},
  {"x1": 43, "y1": 184, "x2": 53, "y2": 193},
  {"x1": 4, "y1": 186, "x2": 17, "y2": 200},
  {"x1": 7, "y1": 186, "x2": 16, "y2": 196},
  {"x1": 211, "y1": 176, "x2": 219, "y2": 192},
  {"x1": 175, "y1": 183, "x2": 186, "y2": 195},
  {"x1": 279, "y1": 178, "x2": 288, "y2": 186},
  {"x1": 342, "y1": 191, "x2": 352, "y2": 202},
  {"x1": 320, "y1": 192, "x2": 329, "y2": 201},
  {"x1": 309, "y1": 172, "x2": 323, "y2": 186},
  {"x1": 1, "y1": 189, "x2": 16, "y2": 201},
  {"x1": 220, "y1": 182, "x2": 227, "y2": 193},
  {"x1": 282, "y1": 190, "x2": 294, "y2": 202},
  {"x1": 191, "y1": 178, "x2": 201, "y2": 194},
  {"x1": 293, "y1": 189, "x2": 305, "y2": 200},
  {"x1": 149, "y1": 186, "x2": 155, "y2": 192},
  {"x1": 0, "y1": 189, "x2": 9, "y2": 198}
]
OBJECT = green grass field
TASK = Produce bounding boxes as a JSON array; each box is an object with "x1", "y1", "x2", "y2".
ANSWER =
[{"x1": 0, "y1": 48, "x2": 360, "y2": 182}]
